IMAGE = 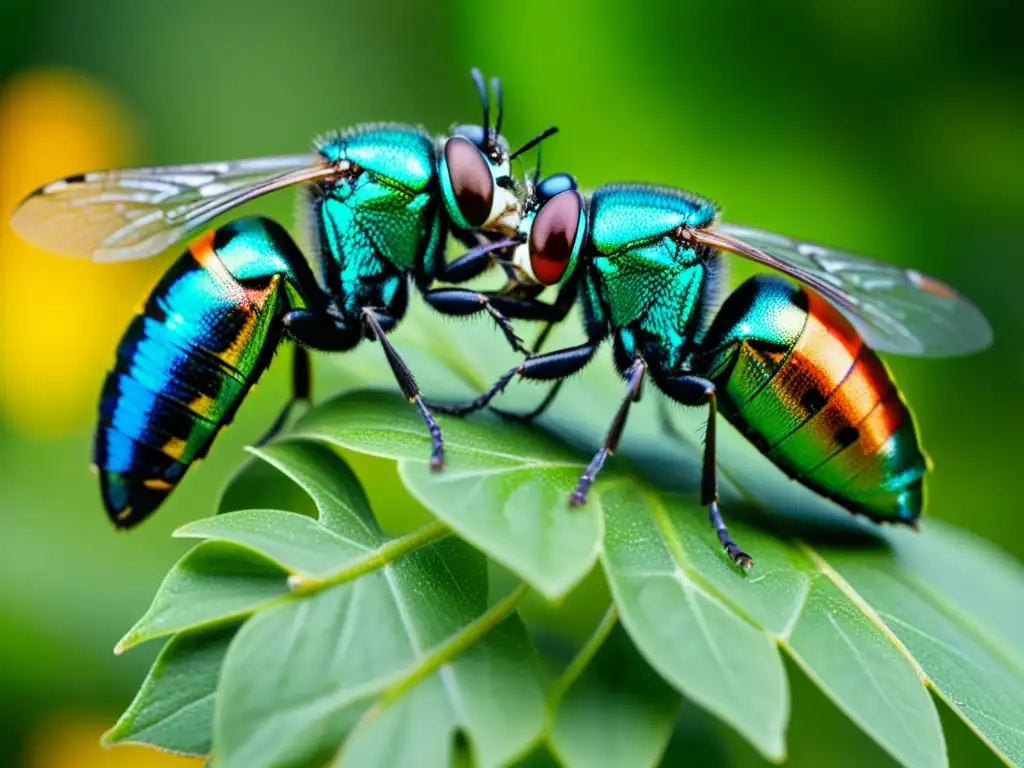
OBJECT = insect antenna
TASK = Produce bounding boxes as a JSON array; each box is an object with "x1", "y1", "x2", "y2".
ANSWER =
[
  {"x1": 509, "y1": 125, "x2": 559, "y2": 161},
  {"x1": 532, "y1": 142, "x2": 544, "y2": 189},
  {"x1": 470, "y1": 68, "x2": 490, "y2": 141},
  {"x1": 490, "y1": 76, "x2": 504, "y2": 143}
]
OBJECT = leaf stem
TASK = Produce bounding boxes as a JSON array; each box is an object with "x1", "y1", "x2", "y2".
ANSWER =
[
  {"x1": 547, "y1": 602, "x2": 618, "y2": 710},
  {"x1": 288, "y1": 519, "x2": 450, "y2": 595},
  {"x1": 342, "y1": 581, "x2": 530, "y2": 752},
  {"x1": 386, "y1": 581, "x2": 529, "y2": 705}
]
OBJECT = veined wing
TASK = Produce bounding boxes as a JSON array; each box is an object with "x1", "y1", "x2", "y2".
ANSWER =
[
  {"x1": 10, "y1": 154, "x2": 345, "y2": 262},
  {"x1": 689, "y1": 221, "x2": 992, "y2": 357}
]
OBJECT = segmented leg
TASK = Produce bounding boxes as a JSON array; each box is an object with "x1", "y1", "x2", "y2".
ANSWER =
[
  {"x1": 660, "y1": 375, "x2": 752, "y2": 569},
  {"x1": 423, "y1": 266, "x2": 579, "y2": 359},
  {"x1": 362, "y1": 308, "x2": 445, "y2": 469},
  {"x1": 570, "y1": 358, "x2": 646, "y2": 506},
  {"x1": 255, "y1": 344, "x2": 312, "y2": 446},
  {"x1": 492, "y1": 379, "x2": 565, "y2": 423},
  {"x1": 283, "y1": 309, "x2": 360, "y2": 351},
  {"x1": 436, "y1": 236, "x2": 520, "y2": 283},
  {"x1": 428, "y1": 341, "x2": 599, "y2": 416},
  {"x1": 484, "y1": 278, "x2": 581, "y2": 421},
  {"x1": 422, "y1": 289, "x2": 528, "y2": 354}
]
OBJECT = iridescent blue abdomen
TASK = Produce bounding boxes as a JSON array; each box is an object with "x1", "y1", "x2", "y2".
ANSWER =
[{"x1": 95, "y1": 217, "x2": 312, "y2": 526}]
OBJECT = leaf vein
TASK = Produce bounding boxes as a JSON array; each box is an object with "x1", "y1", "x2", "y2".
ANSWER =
[{"x1": 826, "y1": 612, "x2": 933, "y2": 756}]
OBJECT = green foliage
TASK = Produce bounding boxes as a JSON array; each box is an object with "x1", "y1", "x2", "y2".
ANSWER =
[
  {"x1": 547, "y1": 613, "x2": 680, "y2": 767},
  {"x1": 107, "y1": 441, "x2": 545, "y2": 767},
  {"x1": 107, "y1": 312, "x2": 1024, "y2": 768}
]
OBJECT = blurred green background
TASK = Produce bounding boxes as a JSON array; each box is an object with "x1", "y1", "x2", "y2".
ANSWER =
[{"x1": 0, "y1": 0, "x2": 1020, "y2": 766}]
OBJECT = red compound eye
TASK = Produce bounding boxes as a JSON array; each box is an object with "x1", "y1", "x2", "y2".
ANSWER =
[
  {"x1": 444, "y1": 136, "x2": 493, "y2": 227},
  {"x1": 529, "y1": 189, "x2": 582, "y2": 285}
]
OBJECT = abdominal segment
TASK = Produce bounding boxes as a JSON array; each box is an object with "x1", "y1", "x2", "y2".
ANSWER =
[
  {"x1": 701, "y1": 274, "x2": 926, "y2": 524},
  {"x1": 94, "y1": 218, "x2": 303, "y2": 527}
]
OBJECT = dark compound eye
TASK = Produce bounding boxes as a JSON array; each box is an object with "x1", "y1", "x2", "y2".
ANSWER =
[
  {"x1": 444, "y1": 136, "x2": 494, "y2": 228},
  {"x1": 529, "y1": 189, "x2": 583, "y2": 285},
  {"x1": 536, "y1": 173, "x2": 578, "y2": 202}
]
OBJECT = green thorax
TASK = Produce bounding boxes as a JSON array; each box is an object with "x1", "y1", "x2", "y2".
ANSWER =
[
  {"x1": 310, "y1": 125, "x2": 445, "y2": 309},
  {"x1": 586, "y1": 184, "x2": 722, "y2": 370}
]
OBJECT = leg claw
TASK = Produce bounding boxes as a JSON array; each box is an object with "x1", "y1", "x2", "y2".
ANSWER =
[{"x1": 729, "y1": 546, "x2": 754, "y2": 570}]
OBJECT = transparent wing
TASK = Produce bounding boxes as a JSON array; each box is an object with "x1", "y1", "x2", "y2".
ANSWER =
[
  {"x1": 691, "y1": 221, "x2": 992, "y2": 357},
  {"x1": 9, "y1": 154, "x2": 342, "y2": 262}
]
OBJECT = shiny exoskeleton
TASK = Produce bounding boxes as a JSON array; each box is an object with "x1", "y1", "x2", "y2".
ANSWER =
[
  {"x1": 435, "y1": 176, "x2": 988, "y2": 567},
  {"x1": 13, "y1": 71, "x2": 561, "y2": 527},
  {"x1": 702, "y1": 276, "x2": 925, "y2": 523}
]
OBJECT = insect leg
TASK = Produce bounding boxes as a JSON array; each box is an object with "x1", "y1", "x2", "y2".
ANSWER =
[
  {"x1": 435, "y1": 237, "x2": 515, "y2": 284},
  {"x1": 490, "y1": 277, "x2": 581, "y2": 421},
  {"x1": 492, "y1": 379, "x2": 565, "y2": 423},
  {"x1": 427, "y1": 341, "x2": 599, "y2": 416},
  {"x1": 255, "y1": 344, "x2": 312, "y2": 446},
  {"x1": 425, "y1": 259, "x2": 576, "y2": 356},
  {"x1": 362, "y1": 308, "x2": 445, "y2": 469},
  {"x1": 659, "y1": 375, "x2": 752, "y2": 569},
  {"x1": 283, "y1": 310, "x2": 360, "y2": 351},
  {"x1": 447, "y1": 222, "x2": 488, "y2": 253},
  {"x1": 424, "y1": 288, "x2": 573, "y2": 360},
  {"x1": 485, "y1": 275, "x2": 580, "y2": 334},
  {"x1": 421, "y1": 289, "x2": 529, "y2": 354},
  {"x1": 570, "y1": 358, "x2": 646, "y2": 506}
]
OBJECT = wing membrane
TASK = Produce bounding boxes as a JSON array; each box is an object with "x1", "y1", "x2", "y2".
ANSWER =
[
  {"x1": 10, "y1": 155, "x2": 339, "y2": 262},
  {"x1": 694, "y1": 222, "x2": 992, "y2": 357}
]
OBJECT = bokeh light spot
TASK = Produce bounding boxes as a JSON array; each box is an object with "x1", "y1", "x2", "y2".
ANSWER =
[{"x1": 0, "y1": 68, "x2": 156, "y2": 436}]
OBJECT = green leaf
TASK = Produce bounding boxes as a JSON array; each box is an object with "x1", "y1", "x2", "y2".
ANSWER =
[
  {"x1": 548, "y1": 612, "x2": 680, "y2": 768},
  {"x1": 214, "y1": 539, "x2": 544, "y2": 768},
  {"x1": 119, "y1": 442, "x2": 415, "y2": 652},
  {"x1": 175, "y1": 508, "x2": 372, "y2": 579},
  {"x1": 600, "y1": 485, "x2": 789, "y2": 761},
  {"x1": 116, "y1": 541, "x2": 289, "y2": 652},
  {"x1": 117, "y1": 436, "x2": 546, "y2": 767},
  {"x1": 292, "y1": 391, "x2": 601, "y2": 601},
  {"x1": 293, "y1": 389, "x2": 788, "y2": 759},
  {"x1": 105, "y1": 624, "x2": 236, "y2": 756},
  {"x1": 684, "y1": 447, "x2": 1021, "y2": 768},
  {"x1": 335, "y1": 586, "x2": 545, "y2": 768},
  {"x1": 613, "y1": 485, "x2": 948, "y2": 768},
  {"x1": 245, "y1": 441, "x2": 379, "y2": 537},
  {"x1": 296, "y1": 376, "x2": 1023, "y2": 765},
  {"x1": 113, "y1": 305, "x2": 1024, "y2": 767},
  {"x1": 784, "y1": 572, "x2": 946, "y2": 768},
  {"x1": 828, "y1": 548, "x2": 1024, "y2": 766},
  {"x1": 217, "y1": 449, "x2": 318, "y2": 519},
  {"x1": 885, "y1": 522, "x2": 1024, "y2": 663},
  {"x1": 344, "y1": 308, "x2": 1024, "y2": 766}
]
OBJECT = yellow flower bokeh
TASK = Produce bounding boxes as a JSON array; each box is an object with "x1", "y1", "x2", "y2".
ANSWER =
[
  {"x1": 0, "y1": 69, "x2": 158, "y2": 436},
  {"x1": 24, "y1": 714, "x2": 202, "y2": 767}
]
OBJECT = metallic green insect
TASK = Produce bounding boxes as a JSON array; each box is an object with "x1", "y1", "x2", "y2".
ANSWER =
[
  {"x1": 10, "y1": 70, "x2": 558, "y2": 527},
  {"x1": 433, "y1": 171, "x2": 992, "y2": 567}
]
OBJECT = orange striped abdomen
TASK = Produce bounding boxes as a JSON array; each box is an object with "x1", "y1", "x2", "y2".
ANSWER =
[{"x1": 702, "y1": 275, "x2": 926, "y2": 524}]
